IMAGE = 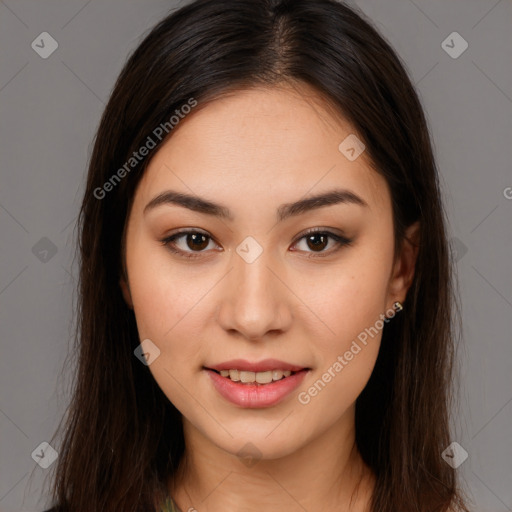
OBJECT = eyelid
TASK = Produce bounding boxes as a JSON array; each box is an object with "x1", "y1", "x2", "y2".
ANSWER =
[
  {"x1": 290, "y1": 227, "x2": 353, "y2": 257},
  {"x1": 292, "y1": 226, "x2": 350, "y2": 244},
  {"x1": 159, "y1": 228, "x2": 221, "y2": 259},
  {"x1": 160, "y1": 227, "x2": 352, "y2": 259}
]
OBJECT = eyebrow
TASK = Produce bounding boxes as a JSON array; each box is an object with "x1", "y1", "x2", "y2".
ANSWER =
[{"x1": 143, "y1": 187, "x2": 368, "y2": 222}]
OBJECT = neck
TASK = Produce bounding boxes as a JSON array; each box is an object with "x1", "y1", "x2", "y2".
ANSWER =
[{"x1": 168, "y1": 408, "x2": 375, "y2": 512}]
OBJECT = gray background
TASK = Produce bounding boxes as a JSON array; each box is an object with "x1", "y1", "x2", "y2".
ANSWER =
[{"x1": 0, "y1": 1, "x2": 511, "y2": 511}]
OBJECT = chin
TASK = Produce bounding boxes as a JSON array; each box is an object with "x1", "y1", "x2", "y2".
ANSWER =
[{"x1": 205, "y1": 422, "x2": 312, "y2": 462}]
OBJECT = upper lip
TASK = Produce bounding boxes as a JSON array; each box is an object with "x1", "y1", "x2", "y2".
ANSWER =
[{"x1": 205, "y1": 359, "x2": 308, "y2": 373}]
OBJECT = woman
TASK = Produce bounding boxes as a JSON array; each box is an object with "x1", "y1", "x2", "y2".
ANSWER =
[{"x1": 43, "y1": 0, "x2": 470, "y2": 510}]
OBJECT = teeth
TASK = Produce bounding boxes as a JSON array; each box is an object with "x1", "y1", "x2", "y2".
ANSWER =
[
  {"x1": 217, "y1": 369, "x2": 295, "y2": 383},
  {"x1": 256, "y1": 371, "x2": 273, "y2": 384},
  {"x1": 272, "y1": 369, "x2": 284, "y2": 380},
  {"x1": 240, "y1": 371, "x2": 256, "y2": 383}
]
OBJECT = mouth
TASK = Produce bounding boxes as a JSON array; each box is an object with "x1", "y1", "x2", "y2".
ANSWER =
[
  {"x1": 206, "y1": 368, "x2": 305, "y2": 385},
  {"x1": 203, "y1": 364, "x2": 311, "y2": 408}
]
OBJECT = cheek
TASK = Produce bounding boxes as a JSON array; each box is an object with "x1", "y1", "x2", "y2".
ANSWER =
[
  {"x1": 127, "y1": 242, "x2": 212, "y2": 358},
  {"x1": 295, "y1": 243, "x2": 392, "y2": 408},
  {"x1": 305, "y1": 252, "x2": 392, "y2": 353},
  {"x1": 296, "y1": 283, "x2": 387, "y2": 426},
  {"x1": 127, "y1": 249, "x2": 213, "y2": 411}
]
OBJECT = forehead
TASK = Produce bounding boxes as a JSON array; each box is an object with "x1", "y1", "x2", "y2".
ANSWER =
[{"x1": 135, "y1": 84, "x2": 389, "y2": 215}]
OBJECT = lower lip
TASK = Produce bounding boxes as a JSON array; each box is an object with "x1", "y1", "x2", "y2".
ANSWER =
[{"x1": 205, "y1": 369, "x2": 309, "y2": 408}]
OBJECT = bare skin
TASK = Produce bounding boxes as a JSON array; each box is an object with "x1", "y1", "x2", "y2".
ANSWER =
[{"x1": 120, "y1": 82, "x2": 419, "y2": 512}]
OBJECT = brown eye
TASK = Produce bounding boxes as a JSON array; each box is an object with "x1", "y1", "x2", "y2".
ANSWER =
[
  {"x1": 291, "y1": 229, "x2": 353, "y2": 257},
  {"x1": 161, "y1": 230, "x2": 218, "y2": 259},
  {"x1": 161, "y1": 228, "x2": 352, "y2": 260},
  {"x1": 185, "y1": 232, "x2": 210, "y2": 251},
  {"x1": 305, "y1": 233, "x2": 329, "y2": 252}
]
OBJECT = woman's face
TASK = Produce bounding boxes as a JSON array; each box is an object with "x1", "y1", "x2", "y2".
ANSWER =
[{"x1": 120, "y1": 84, "x2": 418, "y2": 460}]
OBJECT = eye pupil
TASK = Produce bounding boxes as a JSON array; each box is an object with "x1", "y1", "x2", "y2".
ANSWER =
[
  {"x1": 187, "y1": 233, "x2": 209, "y2": 251},
  {"x1": 307, "y1": 234, "x2": 328, "y2": 251}
]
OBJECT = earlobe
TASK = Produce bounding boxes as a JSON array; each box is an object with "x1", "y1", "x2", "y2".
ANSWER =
[
  {"x1": 119, "y1": 277, "x2": 134, "y2": 309},
  {"x1": 388, "y1": 221, "x2": 420, "y2": 305}
]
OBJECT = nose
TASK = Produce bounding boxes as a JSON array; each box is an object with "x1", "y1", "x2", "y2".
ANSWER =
[{"x1": 215, "y1": 246, "x2": 293, "y2": 341}]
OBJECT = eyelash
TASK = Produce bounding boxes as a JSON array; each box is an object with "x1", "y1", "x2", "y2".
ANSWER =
[{"x1": 159, "y1": 228, "x2": 353, "y2": 260}]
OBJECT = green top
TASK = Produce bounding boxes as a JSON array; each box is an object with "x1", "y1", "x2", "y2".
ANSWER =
[{"x1": 159, "y1": 495, "x2": 183, "y2": 512}]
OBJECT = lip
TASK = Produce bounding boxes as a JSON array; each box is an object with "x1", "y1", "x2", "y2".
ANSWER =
[
  {"x1": 205, "y1": 367, "x2": 310, "y2": 408},
  {"x1": 206, "y1": 358, "x2": 307, "y2": 373}
]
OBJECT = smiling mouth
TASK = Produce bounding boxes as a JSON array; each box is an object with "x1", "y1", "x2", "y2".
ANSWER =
[
  {"x1": 206, "y1": 368, "x2": 308, "y2": 385},
  {"x1": 204, "y1": 366, "x2": 311, "y2": 408}
]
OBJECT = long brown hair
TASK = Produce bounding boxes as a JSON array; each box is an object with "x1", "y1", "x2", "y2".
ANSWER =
[{"x1": 44, "y1": 0, "x2": 470, "y2": 510}]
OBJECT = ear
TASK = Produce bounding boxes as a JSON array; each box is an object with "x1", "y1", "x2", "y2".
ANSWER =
[
  {"x1": 387, "y1": 221, "x2": 420, "y2": 308},
  {"x1": 119, "y1": 275, "x2": 134, "y2": 309}
]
